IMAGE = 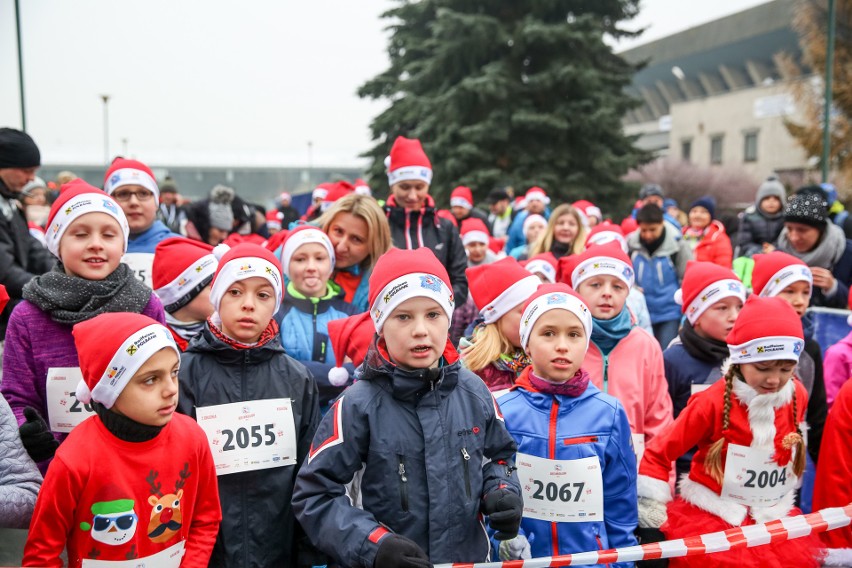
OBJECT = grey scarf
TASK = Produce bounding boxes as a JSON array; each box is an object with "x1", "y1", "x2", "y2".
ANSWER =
[
  {"x1": 23, "y1": 262, "x2": 152, "y2": 325},
  {"x1": 777, "y1": 222, "x2": 847, "y2": 269}
]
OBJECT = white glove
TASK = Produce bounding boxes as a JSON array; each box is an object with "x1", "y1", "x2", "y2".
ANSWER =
[
  {"x1": 637, "y1": 496, "x2": 668, "y2": 529},
  {"x1": 498, "y1": 534, "x2": 531, "y2": 560}
]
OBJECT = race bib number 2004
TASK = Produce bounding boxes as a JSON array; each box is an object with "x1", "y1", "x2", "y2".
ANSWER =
[
  {"x1": 721, "y1": 443, "x2": 796, "y2": 507},
  {"x1": 516, "y1": 453, "x2": 603, "y2": 522},
  {"x1": 197, "y1": 398, "x2": 297, "y2": 476}
]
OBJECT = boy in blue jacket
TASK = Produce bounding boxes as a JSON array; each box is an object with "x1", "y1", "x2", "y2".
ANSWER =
[
  {"x1": 496, "y1": 283, "x2": 638, "y2": 565},
  {"x1": 293, "y1": 248, "x2": 522, "y2": 567}
]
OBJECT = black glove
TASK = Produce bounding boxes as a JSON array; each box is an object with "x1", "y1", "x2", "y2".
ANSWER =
[
  {"x1": 19, "y1": 406, "x2": 59, "y2": 463},
  {"x1": 482, "y1": 488, "x2": 523, "y2": 540},
  {"x1": 374, "y1": 534, "x2": 432, "y2": 568},
  {"x1": 635, "y1": 527, "x2": 669, "y2": 568}
]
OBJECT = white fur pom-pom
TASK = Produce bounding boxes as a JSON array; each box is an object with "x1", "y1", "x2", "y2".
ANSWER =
[
  {"x1": 383, "y1": 155, "x2": 392, "y2": 169},
  {"x1": 673, "y1": 288, "x2": 683, "y2": 305},
  {"x1": 212, "y1": 243, "x2": 231, "y2": 261},
  {"x1": 75, "y1": 380, "x2": 93, "y2": 405},
  {"x1": 328, "y1": 366, "x2": 349, "y2": 387}
]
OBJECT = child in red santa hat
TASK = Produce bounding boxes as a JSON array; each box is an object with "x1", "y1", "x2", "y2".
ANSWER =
[
  {"x1": 1, "y1": 180, "x2": 166, "y2": 470},
  {"x1": 176, "y1": 243, "x2": 321, "y2": 566},
  {"x1": 637, "y1": 294, "x2": 825, "y2": 568},
  {"x1": 24, "y1": 312, "x2": 221, "y2": 567},
  {"x1": 152, "y1": 237, "x2": 217, "y2": 351},
  {"x1": 461, "y1": 257, "x2": 542, "y2": 393},
  {"x1": 293, "y1": 247, "x2": 522, "y2": 567}
]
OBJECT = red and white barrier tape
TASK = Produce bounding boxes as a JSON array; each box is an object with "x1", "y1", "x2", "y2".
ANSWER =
[{"x1": 434, "y1": 503, "x2": 852, "y2": 567}]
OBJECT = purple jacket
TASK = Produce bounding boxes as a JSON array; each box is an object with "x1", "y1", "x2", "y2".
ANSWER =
[
  {"x1": 1, "y1": 297, "x2": 166, "y2": 445},
  {"x1": 825, "y1": 331, "x2": 852, "y2": 408}
]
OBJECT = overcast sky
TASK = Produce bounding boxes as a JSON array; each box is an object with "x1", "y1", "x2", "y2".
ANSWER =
[{"x1": 0, "y1": 0, "x2": 772, "y2": 168}]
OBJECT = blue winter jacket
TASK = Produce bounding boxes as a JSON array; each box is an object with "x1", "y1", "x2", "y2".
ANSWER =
[
  {"x1": 276, "y1": 281, "x2": 358, "y2": 407},
  {"x1": 497, "y1": 369, "x2": 637, "y2": 566},
  {"x1": 505, "y1": 208, "x2": 551, "y2": 253},
  {"x1": 127, "y1": 220, "x2": 181, "y2": 253},
  {"x1": 626, "y1": 223, "x2": 692, "y2": 324},
  {"x1": 292, "y1": 340, "x2": 521, "y2": 567}
]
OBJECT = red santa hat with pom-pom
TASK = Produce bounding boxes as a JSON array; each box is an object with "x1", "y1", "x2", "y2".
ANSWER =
[
  {"x1": 153, "y1": 237, "x2": 217, "y2": 314},
  {"x1": 466, "y1": 256, "x2": 540, "y2": 324},
  {"x1": 326, "y1": 312, "x2": 377, "y2": 386},
  {"x1": 751, "y1": 251, "x2": 813, "y2": 299},
  {"x1": 450, "y1": 186, "x2": 474, "y2": 211},
  {"x1": 726, "y1": 295, "x2": 804, "y2": 364},
  {"x1": 385, "y1": 136, "x2": 432, "y2": 186},
  {"x1": 674, "y1": 261, "x2": 745, "y2": 325},
  {"x1": 73, "y1": 313, "x2": 179, "y2": 409},
  {"x1": 460, "y1": 217, "x2": 490, "y2": 246},
  {"x1": 209, "y1": 243, "x2": 284, "y2": 314}
]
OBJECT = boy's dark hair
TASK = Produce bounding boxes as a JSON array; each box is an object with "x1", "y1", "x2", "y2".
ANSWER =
[{"x1": 636, "y1": 203, "x2": 664, "y2": 224}]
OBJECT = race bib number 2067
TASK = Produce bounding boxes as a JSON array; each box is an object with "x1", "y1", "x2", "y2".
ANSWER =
[{"x1": 516, "y1": 453, "x2": 604, "y2": 522}]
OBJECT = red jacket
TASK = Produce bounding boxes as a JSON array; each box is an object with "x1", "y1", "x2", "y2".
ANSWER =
[
  {"x1": 813, "y1": 379, "x2": 852, "y2": 548},
  {"x1": 24, "y1": 414, "x2": 221, "y2": 567},
  {"x1": 689, "y1": 220, "x2": 733, "y2": 268}
]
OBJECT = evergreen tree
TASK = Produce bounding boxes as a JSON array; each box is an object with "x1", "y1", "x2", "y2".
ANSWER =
[{"x1": 359, "y1": 0, "x2": 648, "y2": 209}]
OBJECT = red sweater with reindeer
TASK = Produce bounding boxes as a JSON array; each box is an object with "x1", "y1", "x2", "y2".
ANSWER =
[
  {"x1": 638, "y1": 377, "x2": 808, "y2": 527},
  {"x1": 24, "y1": 413, "x2": 221, "y2": 567}
]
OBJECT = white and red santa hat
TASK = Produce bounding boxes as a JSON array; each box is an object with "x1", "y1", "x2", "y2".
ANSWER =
[
  {"x1": 558, "y1": 241, "x2": 634, "y2": 290},
  {"x1": 572, "y1": 200, "x2": 602, "y2": 228},
  {"x1": 209, "y1": 243, "x2": 284, "y2": 314},
  {"x1": 320, "y1": 181, "x2": 355, "y2": 212},
  {"x1": 312, "y1": 183, "x2": 332, "y2": 201},
  {"x1": 278, "y1": 225, "x2": 335, "y2": 279},
  {"x1": 586, "y1": 221, "x2": 628, "y2": 253},
  {"x1": 368, "y1": 247, "x2": 454, "y2": 332},
  {"x1": 726, "y1": 295, "x2": 804, "y2": 365},
  {"x1": 523, "y1": 253, "x2": 558, "y2": 283},
  {"x1": 326, "y1": 311, "x2": 376, "y2": 386},
  {"x1": 153, "y1": 237, "x2": 217, "y2": 313},
  {"x1": 73, "y1": 312, "x2": 180, "y2": 409},
  {"x1": 385, "y1": 136, "x2": 433, "y2": 186},
  {"x1": 103, "y1": 158, "x2": 160, "y2": 204},
  {"x1": 522, "y1": 213, "x2": 548, "y2": 236},
  {"x1": 266, "y1": 210, "x2": 283, "y2": 231},
  {"x1": 751, "y1": 251, "x2": 813, "y2": 299},
  {"x1": 45, "y1": 179, "x2": 129, "y2": 258},
  {"x1": 467, "y1": 257, "x2": 540, "y2": 325},
  {"x1": 524, "y1": 186, "x2": 550, "y2": 206},
  {"x1": 460, "y1": 217, "x2": 490, "y2": 246},
  {"x1": 450, "y1": 186, "x2": 474, "y2": 210},
  {"x1": 354, "y1": 178, "x2": 372, "y2": 196},
  {"x1": 520, "y1": 283, "x2": 592, "y2": 352},
  {"x1": 675, "y1": 261, "x2": 746, "y2": 324}
]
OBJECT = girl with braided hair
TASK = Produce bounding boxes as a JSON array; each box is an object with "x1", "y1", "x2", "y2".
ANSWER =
[{"x1": 635, "y1": 294, "x2": 825, "y2": 567}]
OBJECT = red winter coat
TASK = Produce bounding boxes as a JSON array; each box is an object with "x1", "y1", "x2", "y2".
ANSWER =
[{"x1": 688, "y1": 220, "x2": 733, "y2": 268}]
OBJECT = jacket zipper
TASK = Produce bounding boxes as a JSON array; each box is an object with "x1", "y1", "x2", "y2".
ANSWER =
[
  {"x1": 404, "y1": 213, "x2": 412, "y2": 249},
  {"x1": 549, "y1": 397, "x2": 560, "y2": 557},
  {"x1": 595, "y1": 534, "x2": 611, "y2": 567},
  {"x1": 461, "y1": 447, "x2": 471, "y2": 499},
  {"x1": 564, "y1": 435, "x2": 599, "y2": 445},
  {"x1": 397, "y1": 454, "x2": 409, "y2": 512},
  {"x1": 602, "y1": 353, "x2": 609, "y2": 394},
  {"x1": 241, "y1": 351, "x2": 250, "y2": 567}
]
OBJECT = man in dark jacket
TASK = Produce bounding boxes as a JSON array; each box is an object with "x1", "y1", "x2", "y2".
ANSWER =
[
  {"x1": 381, "y1": 136, "x2": 469, "y2": 305},
  {"x1": 0, "y1": 128, "x2": 54, "y2": 339}
]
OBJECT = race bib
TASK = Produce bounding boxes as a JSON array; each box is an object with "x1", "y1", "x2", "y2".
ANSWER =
[
  {"x1": 721, "y1": 443, "x2": 796, "y2": 507},
  {"x1": 122, "y1": 252, "x2": 154, "y2": 288},
  {"x1": 631, "y1": 433, "x2": 645, "y2": 462},
  {"x1": 197, "y1": 398, "x2": 297, "y2": 476},
  {"x1": 690, "y1": 383, "x2": 712, "y2": 396},
  {"x1": 82, "y1": 540, "x2": 184, "y2": 567},
  {"x1": 47, "y1": 367, "x2": 95, "y2": 433},
  {"x1": 516, "y1": 453, "x2": 603, "y2": 522}
]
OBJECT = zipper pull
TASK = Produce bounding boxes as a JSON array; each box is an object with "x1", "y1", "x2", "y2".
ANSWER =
[
  {"x1": 398, "y1": 462, "x2": 407, "y2": 482},
  {"x1": 461, "y1": 447, "x2": 470, "y2": 461}
]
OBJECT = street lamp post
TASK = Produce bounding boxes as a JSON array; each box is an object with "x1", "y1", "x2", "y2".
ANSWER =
[
  {"x1": 14, "y1": 0, "x2": 26, "y2": 131},
  {"x1": 101, "y1": 94, "x2": 110, "y2": 166},
  {"x1": 307, "y1": 140, "x2": 314, "y2": 186},
  {"x1": 822, "y1": 0, "x2": 837, "y2": 183}
]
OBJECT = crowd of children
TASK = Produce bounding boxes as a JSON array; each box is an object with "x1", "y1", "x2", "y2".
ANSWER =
[{"x1": 2, "y1": 128, "x2": 852, "y2": 567}]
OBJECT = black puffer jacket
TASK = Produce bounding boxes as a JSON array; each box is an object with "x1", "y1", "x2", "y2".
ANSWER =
[
  {"x1": 177, "y1": 325, "x2": 321, "y2": 567},
  {"x1": 384, "y1": 195, "x2": 469, "y2": 306}
]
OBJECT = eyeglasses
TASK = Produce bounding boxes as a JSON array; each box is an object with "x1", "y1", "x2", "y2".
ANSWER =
[{"x1": 112, "y1": 189, "x2": 155, "y2": 203}]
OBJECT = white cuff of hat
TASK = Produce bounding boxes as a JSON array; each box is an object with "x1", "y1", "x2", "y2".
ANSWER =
[
  {"x1": 450, "y1": 197, "x2": 473, "y2": 210},
  {"x1": 480, "y1": 275, "x2": 541, "y2": 324},
  {"x1": 759, "y1": 266, "x2": 813, "y2": 298},
  {"x1": 571, "y1": 255, "x2": 634, "y2": 289},
  {"x1": 520, "y1": 291, "x2": 592, "y2": 352},
  {"x1": 45, "y1": 193, "x2": 129, "y2": 257},
  {"x1": 463, "y1": 231, "x2": 489, "y2": 246},
  {"x1": 155, "y1": 254, "x2": 218, "y2": 307},
  {"x1": 728, "y1": 336, "x2": 805, "y2": 365},
  {"x1": 387, "y1": 166, "x2": 433, "y2": 186},
  {"x1": 370, "y1": 272, "x2": 455, "y2": 332},
  {"x1": 209, "y1": 256, "x2": 283, "y2": 314},
  {"x1": 587, "y1": 232, "x2": 628, "y2": 253},
  {"x1": 104, "y1": 168, "x2": 159, "y2": 202},
  {"x1": 76, "y1": 324, "x2": 179, "y2": 409},
  {"x1": 682, "y1": 279, "x2": 746, "y2": 325},
  {"x1": 524, "y1": 260, "x2": 556, "y2": 283},
  {"x1": 279, "y1": 228, "x2": 335, "y2": 279}
]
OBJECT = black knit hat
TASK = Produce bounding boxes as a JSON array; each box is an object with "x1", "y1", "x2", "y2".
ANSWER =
[
  {"x1": 0, "y1": 128, "x2": 40, "y2": 169},
  {"x1": 784, "y1": 190, "x2": 828, "y2": 228}
]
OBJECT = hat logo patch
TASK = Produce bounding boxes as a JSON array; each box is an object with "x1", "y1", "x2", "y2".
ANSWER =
[
  {"x1": 419, "y1": 275, "x2": 442, "y2": 293},
  {"x1": 65, "y1": 206, "x2": 73, "y2": 215},
  {"x1": 546, "y1": 294, "x2": 567, "y2": 305},
  {"x1": 195, "y1": 265, "x2": 203, "y2": 272},
  {"x1": 384, "y1": 281, "x2": 409, "y2": 303},
  {"x1": 177, "y1": 277, "x2": 187, "y2": 286},
  {"x1": 623, "y1": 267, "x2": 633, "y2": 279},
  {"x1": 110, "y1": 173, "x2": 121, "y2": 186},
  {"x1": 101, "y1": 199, "x2": 118, "y2": 214},
  {"x1": 126, "y1": 345, "x2": 138, "y2": 356},
  {"x1": 728, "y1": 282, "x2": 741, "y2": 292},
  {"x1": 239, "y1": 264, "x2": 251, "y2": 271},
  {"x1": 793, "y1": 341, "x2": 803, "y2": 355}
]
